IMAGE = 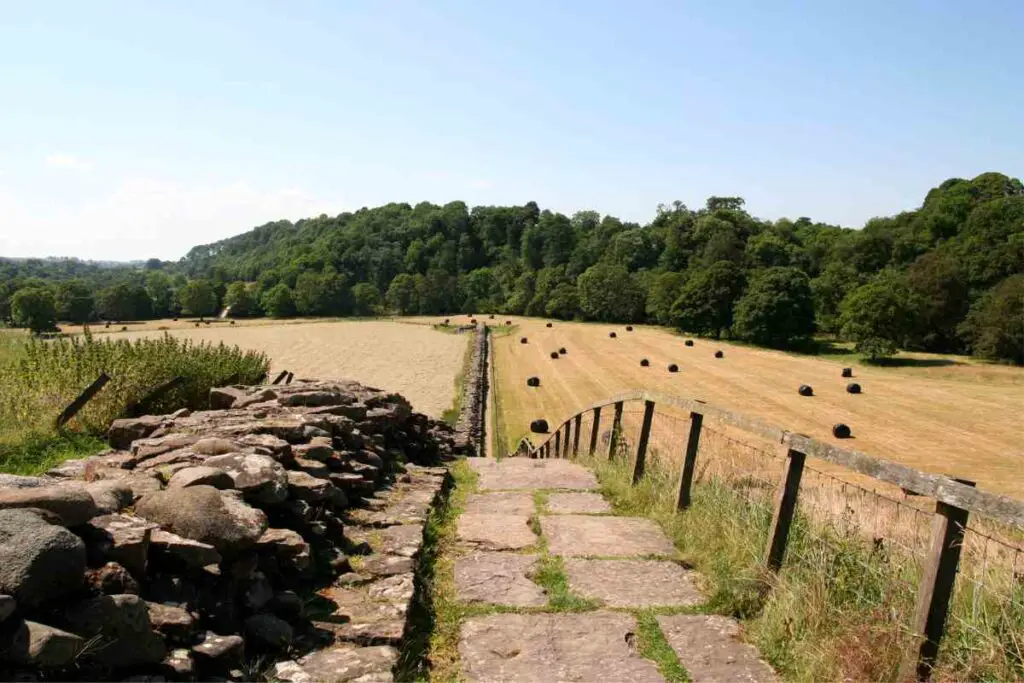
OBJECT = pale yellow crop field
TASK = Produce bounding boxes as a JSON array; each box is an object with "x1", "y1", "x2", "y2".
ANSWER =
[
  {"x1": 66, "y1": 319, "x2": 468, "y2": 419},
  {"x1": 483, "y1": 316, "x2": 1024, "y2": 499}
]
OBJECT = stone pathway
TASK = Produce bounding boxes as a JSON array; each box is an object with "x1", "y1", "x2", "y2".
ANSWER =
[{"x1": 454, "y1": 457, "x2": 777, "y2": 683}]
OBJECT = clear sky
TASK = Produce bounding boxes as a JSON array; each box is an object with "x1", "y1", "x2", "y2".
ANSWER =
[{"x1": 1, "y1": 0, "x2": 1021, "y2": 261}]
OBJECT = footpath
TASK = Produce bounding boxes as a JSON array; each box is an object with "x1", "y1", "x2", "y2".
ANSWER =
[{"x1": 452, "y1": 457, "x2": 778, "y2": 682}]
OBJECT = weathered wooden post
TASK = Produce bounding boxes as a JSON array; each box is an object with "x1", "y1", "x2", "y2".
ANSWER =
[
  {"x1": 56, "y1": 373, "x2": 111, "y2": 430},
  {"x1": 589, "y1": 406, "x2": 602, "y2": 455},
  {"x1": 900, "y1": 479, "x2": 976, "y2": 682},
  {"x1": 676, "y1": 408, "x2": 705, "y2": 510},
  {"x1": 272, "y1": 370, "x2": 289, "y2": 385},
  {"x1": 572, "y1": 413, "x2": 582, "y2": 456},
  {"x1": 632, "y1": 400, "x2": 656, "y2": 484},
  {"x1": 562, "y1": 421, "x2": 572, "y2": 458},
  {"x1": 764, "y1": 446, "x2": 807, "y2": 571},
  {"x1": 554, "y1": 430, "x2": 561, "y2": 459},
  {"x1": 608, "y1": 401, "x2": 624, "y2": 459}
]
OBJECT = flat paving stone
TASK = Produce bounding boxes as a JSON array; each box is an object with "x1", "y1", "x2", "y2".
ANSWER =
[
  {"x1": 563, "y1": 559, "x2": 701, "y2": 607},
  {"x1": 546, "y1": 491, "x2": 611, "y2": 514},
  {"x1": 456, "y1": 514, "x2": 536, "y2": 550},
  {"x1": 455, "y1": 553, "x2": 546, "y2": 607},
  {"x1": 657, "y1": 614, "x2": 778, "y2": 683},
  {"x1": 459, "y1": 611, "x2": 663, "y2": 682},
  {"x1": 464, "y1": 492, "x2": 534, "y2": 515},
  {"x1": 475, "y1": 459, "x2": 598, "y2": 491},
  {"x1": 543, "y1": 515, "x2": 676, "y2": 557}
]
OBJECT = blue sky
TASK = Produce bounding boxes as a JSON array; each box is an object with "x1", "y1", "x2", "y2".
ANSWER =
[{"x1": 1, "y1": 0, "x2": 1021, "y2": 261}]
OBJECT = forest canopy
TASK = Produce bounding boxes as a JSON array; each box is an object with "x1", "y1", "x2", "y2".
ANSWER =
[{"x1": 2, "y1": 172, "x2": 1021, "y2": 364}]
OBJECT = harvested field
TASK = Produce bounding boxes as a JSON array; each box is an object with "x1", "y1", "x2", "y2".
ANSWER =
[
  {"x1": 489, "y1": 317, "x2": 1024, "y2": 498},
  {"x1": 65, "y1": 319, "x2": 468, "y2": 419}
]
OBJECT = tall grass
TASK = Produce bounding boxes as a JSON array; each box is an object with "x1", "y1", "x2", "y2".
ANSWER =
[
  {"x1": 0, "y1": 332, "x2": 269, "y2": 473},
  {"x1": 580, "y1": 446, "x2": 1024, "y2": 682}
]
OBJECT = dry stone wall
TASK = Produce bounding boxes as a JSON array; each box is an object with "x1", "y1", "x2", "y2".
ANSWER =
[
  {"x1": 454, "y1": 324, "x2": 488, "y2": 458},
  {"x1": 0, "y1": 379, "x2": 464, "y2": 681}
]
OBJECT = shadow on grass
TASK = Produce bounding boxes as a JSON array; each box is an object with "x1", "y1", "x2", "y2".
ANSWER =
[{"x1": 0, "y1": 431, "x2": 107, "y2": 476}]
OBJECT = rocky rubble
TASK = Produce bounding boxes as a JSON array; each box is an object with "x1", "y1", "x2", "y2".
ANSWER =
[{"x1": 0, "y1": 379, "x2": 460, "y2": 681}]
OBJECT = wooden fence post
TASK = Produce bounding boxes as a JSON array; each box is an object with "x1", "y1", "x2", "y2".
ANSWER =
[
  {"x1": 271, "y1": 370, "x2": 289, "y2": 385},
  {"x1": 589, "y1": 406, "x2": 602, "y2": 455},
  {"x1": 676, "y1": 409, "x2": 705, "y2": 510},
  {"x1": 572, "y1": 413, "x2": 582, "y2": 456},
  {"x1": 554, "y1": 429, "x2": 562, "y2": 459},
  {"x1": 608, "y1": 401, "x2": 624, "y2": 459},
  {"x1": 56, "y1": 373, "x2": 111, "y2": 430},
  {"x1": 900, "y1": 479, "x2": 976, "y2": 682},
  {"x1": 764, "y1": 447, "x2": 806, "y2": 572},
  {"x1": 632, "y1": 400, "x2": 656, "y2": 484},
  {"x1": 562, "y1": 421, "x2": 572, "y2": 458}
]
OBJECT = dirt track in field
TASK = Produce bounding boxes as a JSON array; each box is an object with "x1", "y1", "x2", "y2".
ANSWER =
[
  {"x1": 483, "y1": 317, "x2": 1024, "y2": 498},
  {"x1": 80, "y1": 319, "x2": 468, "y2": 419}
]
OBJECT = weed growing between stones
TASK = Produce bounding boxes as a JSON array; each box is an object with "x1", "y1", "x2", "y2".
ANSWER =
[{"x1": 635, "y1": 610, "x2": 690, "y2": 683}]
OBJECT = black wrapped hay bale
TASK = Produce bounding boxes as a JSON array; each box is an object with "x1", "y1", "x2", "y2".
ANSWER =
[
  {"x1": 506, "y1": 320, "x2": 512, "y2": 325},
  {"x1": 714, "y1": 350, "x2": 724, "y2": 358},
  {"x1": 530, "y1": 419, "x2": 550, "y2": 434},
  {"x1": 471, "y1": 318, "x2": 477, "y2": 324},
  {"x1": 444, "y1": 318, "x2": 450, "y2": 324},
  {"x1": 832, "y1": 423, "x2": 852, "y2": 439},
  {"x1": 609, "y1": 332, "x2": 617, "y2": 338},
  {"x1": 640, "y1": 359, "x2": 650, "y2": 367},
  {"x1": 668, "y1": 364, "x2": 679, "y2": 373},
  {"x1": 520, "y1": 337, "x2": 528, "y2": 344},
  {"x1": 489, "y1": 314, "x2": 495, "y2": 319},
  {"x1": 550, "y1": 351, "x2": 559, "y2": 359},
  {"x1": 546, "y1": 322, "x2": 553, "y2": 328},
  {"x1": 798, "y1": 385, "x2": 814, "y2": 397},
  {"x1": 626, "y1": 325, "x2": 633, "y2": 331},
  {"x1": 527, "y1": 376, "x2": 541, "y2": 387},
  {"x1": 846, "y1": 383, "x2": 862, "y2": 394},
  {"x1": 842, "y1": 367, "x2": 853, "y2": 378},
  {"x1": 558, "y1": 347, "x2": 567, "y2": 355},
  {"x1": 684, "y1": 339, "x2": 694, "y2": 347}
]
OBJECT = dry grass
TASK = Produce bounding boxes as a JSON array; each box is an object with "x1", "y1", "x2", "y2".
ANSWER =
[
  {"x1": 63, "y1": 318, "x2": 468, "y2": 419},
  {"x1": 489, "y1": 317, "x2": 1024, "y2": 498}
]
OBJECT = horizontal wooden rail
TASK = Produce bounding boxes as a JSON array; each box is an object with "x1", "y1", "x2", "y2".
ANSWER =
[{"x1": 530, "y1": 389, "x2": 1024, "y2": 529}]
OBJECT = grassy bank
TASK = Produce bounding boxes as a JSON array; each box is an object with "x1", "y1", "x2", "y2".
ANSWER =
[
  {"x1": 0, "y1": 332, "x2": 269, "y2": 474},
  {"x1": 580, "y1": 450, "x2": 1024, "y2": 682}
]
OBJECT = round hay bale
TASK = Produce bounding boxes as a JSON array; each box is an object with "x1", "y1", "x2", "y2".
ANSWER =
[
  {"x1": 714, "y1": 350, "x2": 724, "y2": 358},
  {"x1": 195, "y1": 322, "x2": 200, "y2": 328},
  {"x1": 798, "y1": 385, "x2": 814, "y2": 397},
  {"x1": 846, "y1": 383, "x2": 862, "y2": 394},
  {"x1": 489, "y1": 314, "x2": 495, "y2": 319},
  {"x1": 526, "y1": 376, "x2": 541, "y2": 387},
  {"x1": 558, "y1": 347, "x2": 567, "y2": 355},
  {"x1": 841, "y1": 367, "x2": 853, "y2": 378},
  {"x1": 684, "y1": 339, "x2": 694, "y2": 347},
  {"x1": 444, "y1": 318, "x2": 450, "y2": 324},
  {"x1": 546, "y1": 322, "x2": 553, "y2": 328},
  {"x1": 471, "y1": 318, "x2": 477, "y2": 324},
  {"x1": 668, "y1": 364, "x2": 679, "y2": 373},
  {"x1": 626, "y1": 325, "x2": 633, "y2": 331},
  {"x1": 640, "y1": 358, "x2": 650, "y2": 367},
  {"x1": 230, "y1": 320, "x2": 236, "y2": 325},
  {"x1": 105, "y1": 322, "x2": 111, "y2": 328},
  {"x1": 609, "y1": 332, "x2": 617, "y2": 338},
  {"x1": 520, "y1": 337, "x2": 528, "y2": 344},
  {"x1": 172, "y1": 318, "x2": 178, "y2": 322},
  {"x1": 832, "y1": 423, "x2": 852, "y2": 439},
  {"x1": 121, "y1": 326, "x2": 128, "y2": 332},
  {"x1": 530, "y1": 419, "x2": 550, "y2": 434},
  {"x1": 205, "y1": 320, "x2": 211, "y2": 325},
  {"x1": 550, "y1": 351, "x2": 559, "y2": 359},
  {"x1": 506, "y1": 320, "x2": 512, "y2": 325}
]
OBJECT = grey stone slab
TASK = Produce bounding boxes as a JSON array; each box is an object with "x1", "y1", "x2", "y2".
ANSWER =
[
  {"x1": 543, "y1": 515, "x2": 676, "y2": 557},
  {"x1": 457, "y1": 515, "x2": 536, "y2": 551},
  {"x1": 563, "y1": 559, "x2": 702, "y2": 607},
  {"x1": 657, "y1": 615, "x2": 778, "y2": 683},
  {"x1": 475, "y1": 459, "x2": 598, "y2": 491},
  {"x1": 455, "y1": 553, "x2": 546, "y2": 607},
  {"x1": 459, "y1": 612, "x2": 663, "y2": 682},
  {"x1": 465, "y1": 492, "x2": 534, "y2": 516},
  {"x1": 546, "y1": 492, "x2": 611, "y2": 514}
]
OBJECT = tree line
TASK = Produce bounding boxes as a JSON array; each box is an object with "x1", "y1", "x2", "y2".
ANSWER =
[{"x1": 2, "y1": 171, "x2": 1021, "y2": 364}]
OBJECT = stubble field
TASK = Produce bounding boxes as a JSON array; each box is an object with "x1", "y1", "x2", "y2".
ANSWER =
[
  {"x1": 487, "y1": 316, "x2": 1024, "y2": 499},
  {"x1": 65, "y1": 318, "x2": 468, "y2": 419}
]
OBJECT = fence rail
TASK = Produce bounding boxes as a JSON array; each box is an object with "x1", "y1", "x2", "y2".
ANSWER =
[{"x1": 529, "y1": 389, "x2": 1024, "y2": 682}]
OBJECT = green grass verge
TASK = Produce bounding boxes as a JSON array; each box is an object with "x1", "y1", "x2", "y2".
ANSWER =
[
  {"x1": 636, "y1": 610, "x2": 690, "y2": 682},
  {"x1": 0, "y1": 431, "x2": 108, "y2": 475}
]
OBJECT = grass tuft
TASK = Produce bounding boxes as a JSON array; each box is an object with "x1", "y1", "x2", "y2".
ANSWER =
[{"x1": 635, "y1": 610, "x2": 689, "y2": 682}]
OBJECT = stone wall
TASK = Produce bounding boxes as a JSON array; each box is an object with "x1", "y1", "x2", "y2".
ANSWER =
[
  {"x1": 453, "y1": 324, "x2": 488, "y2": 458},
  {"x1": 0, "y1": 379, "x2": 465, "y2": 681}
]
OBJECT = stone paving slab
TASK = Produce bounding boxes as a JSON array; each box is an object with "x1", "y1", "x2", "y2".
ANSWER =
[
  {"x1": 543, "y1": 515, "x2": 677, "y2": 557},
  {"x1": 455, "y1": 552, "x2": 547, "y2": 607},
  {"x1": 546, "y1": 491, "x2": 612, "y2": 514},
  {"x1": 657, "y1": 615, "x2": 778, "y2": 683},
  {"x1": 456, "y1": 514, "x2": 536, "y2": 550},
  {"x1": 473, "y1": 458, "x2": 599, "y2": 491},
  {"x1": 464, "y1": 492, "x2": 534, "y2": 515},
  {"x1": 459, "y1": 611, "x2": 663, "y2": 682},
  {"x1": 563, "y1": 559, "x2": 701, "y2": 607}
]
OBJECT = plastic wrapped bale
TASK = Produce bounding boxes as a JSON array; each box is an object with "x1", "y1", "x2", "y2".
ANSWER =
[
  {"x1": 846, "y1": 383, "x2": 862, "y2": 394},
  {"x1": 444, "y1": 318, "x2": 450, "y2": 324},
  {"x1": 506, "y1": 320, "x2": 512, "y2": 325},
  {"x1": 640, "y1": 359, "x2": 650, "y2": 367},
  {"x1": 550, "y1": 352, "x2": 559, "y2": 359},
  {"x1": 546, "y1": 322, "x2": 553, "y2": 328},
  {"x1": 626, "y1": 325, "x2": 633, "y2": 331},
  {"x1": 684, "y1": 339, "x2": 694, "y2": 347},
  {"x1": 558, "y1": 347, "x2": 567, "y2": 355},
  {"x1": 609, "y1": 332, "x2": 617, "y2": 338},
  {"x1": 667, "y1": 364, "x2": 679, "y2": 373},
  {"x1": 832, "y1": 423, "x2": 852, "y2": 438},
  {"x1": 530, "y1": 419, "x2": 550, "y2": 434},
  {"x1": 714, "y1": 350, "x2": 723, "y2": 358},
  {"x1": 520, "y1": 337, "x2": 528, "y2": 344},
  {"x1": 798, "y1": 385, "x2": 814, "y2": 396},
  {"x1": 527, "y1": 377, "x2": 541, "y2": 387},
  {"x1": 842, "y1": 367, "x2": 853, "y2": 378}
]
